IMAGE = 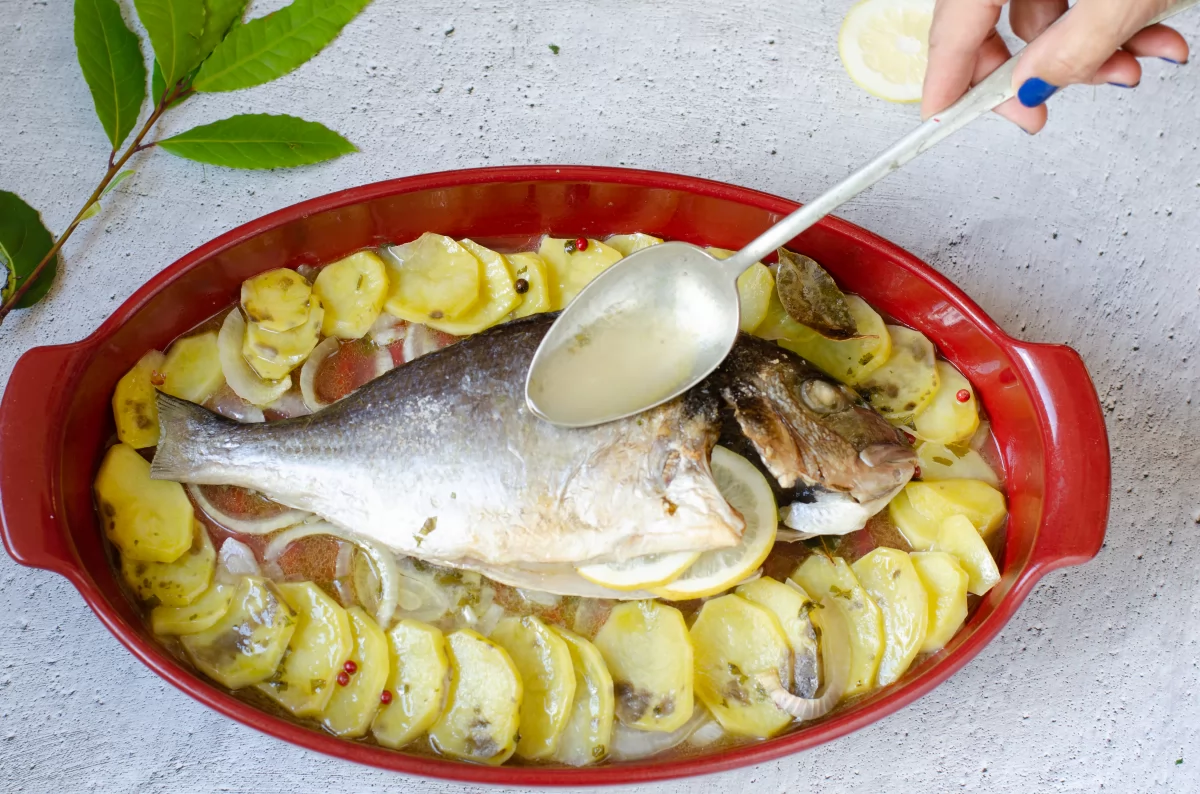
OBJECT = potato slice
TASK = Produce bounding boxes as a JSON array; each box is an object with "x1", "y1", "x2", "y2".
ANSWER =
[
  {"x1": 691, "y1": 594, "x2": 793, "y2": 738},
  {"x1": 241, "y1": 268, "x2": 313, "y2": 332},
  {"x1": 851, "y1": 548, "x2": 928, "y2": 686},
  {"x1": 907, "y1": 479, "x2": 1008, "y2": 536},
  {"x1": 593, "y1": 600, "x2": 693, "y2": 732},
  {"x1": 256, "y1": 581, "x2": 354, "y2": 717},
  {"x1": 312, "y1": 251, "x2": 389, "y2": 340},
  {"x1": 605, "y1": 233, "x2": 663, "y2": 255},
  {"x1": 383, "y1": 233, "x2": 483, "y2": 322},
  {"x1": 94, "y1": 443, "x2": 194, "y2": 563},
  {"x1": 181, "y1": 576, "x2": 297, "y2": 689},
  {"x1": 372, "y1": 619, "x2": 449, "y2": 749},
  {"x1": 762, "y1": 295, "x2": 892, "y2": 386},
  {"x1": 917, "y1": 442, "x2": 1000, "y2": 488},
  {"x1": 112, "y1": 350, "x2": 166, "y2": 448},
  {"x1": 321, "y1": 606, "x2": 390, "y2": 737},
  {"x1": 428, "y1": 629, "x2": 523, "y2": 765},
  {"x1": 508, "y1": 252, "x2": 552, "y2": 319},
  {"x1": 790, "y1": 555, "x2": 883, "y2": 697},
  {"x1": 857, "y1": 325, "x2": 939, "y2": 421},
  {"x1": 736, "y1": 576, "x2": 820, "y2": 698},
  {"x1": 243, "y1": 295, "x2": 324, "y2": 381},
  {"x1": 538, "y1": 237, "x2": 623, "y2": 309},
  {"x1": 160, "y1": 331, "x2": 224, "y2": 404},
  {"x1": 217, "y1": 309, "x2": 291, "y2": 406},
  {"x1": 151, "y1": 582, "x2": 235, "y2": 635},
  {"x1": 414, "y1": 240, "x2": 521, "y2": 336},
  {"x1": 913, "y1": 361, "x2": 980, "y2": 444},
  {"x1": 705, "y1": 247, "x2": 774, "y2": 334},
  {"x1": 933, "y1": 515, "x2": 1001, "y2": 595},
  {"x1": 121, "y1": 521, "x2": 214, "y2": 606},
  {"x1": 549, "y1": 626, "x2": 615, "y2": 767},
  {"x1": 910, "y1": 552, "x2": 969, "y2": 652},
  {"x1": 490, "y1": 615, "x2": 577, "y2": 759},
  {"x1": 888, "y1": 487, "x2": 938, "y2": 551}
]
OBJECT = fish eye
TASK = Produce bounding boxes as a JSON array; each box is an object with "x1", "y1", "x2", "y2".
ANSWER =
[{"x1": 800, "y1": 379, "x2": 849, "y2": 414}]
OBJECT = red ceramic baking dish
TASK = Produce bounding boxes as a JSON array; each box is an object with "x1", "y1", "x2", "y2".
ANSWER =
[{"x1": 0, "y1": 166, "x2": 1109, "y2": 785}]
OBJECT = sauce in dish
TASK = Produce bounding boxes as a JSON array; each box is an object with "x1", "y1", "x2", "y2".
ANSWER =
[{"x1": 94, "y1": 231, "x2": 1007, "y2": 767}]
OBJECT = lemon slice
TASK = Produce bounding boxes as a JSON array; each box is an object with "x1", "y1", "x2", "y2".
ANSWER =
[
  {"x1": 576, "y1": 550, "x2": 701, "y2": 592},
  {"x1": 652, "y1": 446, "x2": 778, "y2": 600},
  {"x1": 839, "y1": 0, "x2": 934, "y2": 103}
]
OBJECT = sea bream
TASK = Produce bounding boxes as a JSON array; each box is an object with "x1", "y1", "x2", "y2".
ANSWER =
[{"x1": 152, "y1": 313, "x2": 915, "y2": 574}]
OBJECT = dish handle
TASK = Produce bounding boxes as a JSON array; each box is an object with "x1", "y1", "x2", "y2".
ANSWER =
[
  {"x1": 0, "y1": 343, "x2": 87, "y2": 579},
  {"x1": 1009, "y1": 341, "x2": 1110, "y2": 572}
]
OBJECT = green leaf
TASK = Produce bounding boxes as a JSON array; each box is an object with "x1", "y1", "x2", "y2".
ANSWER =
[
  {"x1": 74, "y1": 0, "x2": 147, "y2": 150},
  {"x1": 198, "y1": 0, "x2": 248, "y2": 60},
  {"x1": 80, "y1": 169, "x2": 137, "y2": 220},
  {"x1": 133, "y1": 0, "x2": 205, "y2": 87},
  {"x1": 157, "y1": 114, "x2": 357, "y2": 169},
  {"x1": 194, "y1": 0, "x2": 371, "y2": 93},
  {"x1": 0, "y1": 192, "x2": 58, "y2": 309},
  {"x1": 151, "y1": 60, "x2": 197, "y2": 106}
]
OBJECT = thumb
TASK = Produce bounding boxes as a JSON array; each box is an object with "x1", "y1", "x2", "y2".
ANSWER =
[{"x1": 1012, "y1": 0, "x2": 1172, "y2": 106}]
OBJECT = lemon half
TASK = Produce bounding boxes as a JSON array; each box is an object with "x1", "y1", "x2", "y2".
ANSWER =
[{"x1": 839, "y1": 0, "x2": 935, "y2": 103}]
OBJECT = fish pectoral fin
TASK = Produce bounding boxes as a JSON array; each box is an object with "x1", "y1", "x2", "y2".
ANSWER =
[{"x1": 725, "y1": 388, "x2": 826, "y2": 491}]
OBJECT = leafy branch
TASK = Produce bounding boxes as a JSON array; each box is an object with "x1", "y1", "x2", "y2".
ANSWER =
[{"x1": 0, "y1": 0, "x2": 371, "y2": 328}]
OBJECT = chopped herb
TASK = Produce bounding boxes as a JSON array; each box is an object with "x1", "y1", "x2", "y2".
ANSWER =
[
  {"x1": 933, "y1": 456, "x2": 954, "y2": 466},
  {"x1": 415, "y1": 517, "x2": 437, "y2": 547},
  {"x1": 311, "y1": 678, "x2": 326, "y2": 691},
  {"x1": 829, "y1": 584, "x2": 854, "y2": 600},
  {"x1": 1177, "y1": 758, "x2": 1184, "y2": 765},
  {"x1": 549, "y1": 43, "x2": 560, "y2": 54}
]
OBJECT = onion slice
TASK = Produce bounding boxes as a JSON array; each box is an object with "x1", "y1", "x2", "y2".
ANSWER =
[
  {"x1": 218, "y1": 309, "x2": 291, "y2": 406},
  {"x1": 215, "y1": 538, "x2": 261, "y2": 583},
  {"x1": 299, "y1": 337, "x2": 341, "y2": 412},
  {"x1": 760, "y1": 584, "x2": 851, "y2": 723},
  {"x1": 374, "y1": 346, "x2": 395, "y2": 378},
  {"x1": 187, "y1": 483, "x2": 311, "y2": 536},
  {"x1": 609, "y1": 704, "x2": 712, "y2": 761}
]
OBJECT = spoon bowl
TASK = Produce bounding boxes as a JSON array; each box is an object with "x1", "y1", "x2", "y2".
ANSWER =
[{"x1": 524, "y1": 241, "x2": 740, "y2": 427}]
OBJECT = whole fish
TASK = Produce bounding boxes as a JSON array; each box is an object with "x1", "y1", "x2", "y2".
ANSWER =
[{"x1": 152, "y1": 313, "x2": 915, "y2": 577}]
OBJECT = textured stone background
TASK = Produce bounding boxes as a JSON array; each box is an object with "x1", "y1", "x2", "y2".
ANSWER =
[{"x1": 1, "y1": 1, "x2": 1197, "y2": 792}]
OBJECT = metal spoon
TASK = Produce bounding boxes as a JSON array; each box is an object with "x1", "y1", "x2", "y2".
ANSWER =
[{"x1": 526, "y1": 0, "x2": 1197, "y2": 427}]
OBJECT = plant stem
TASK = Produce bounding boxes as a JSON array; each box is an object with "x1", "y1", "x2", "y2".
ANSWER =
[{"x1": 0, "y1": 90, "x2": 176, "y2": 328}]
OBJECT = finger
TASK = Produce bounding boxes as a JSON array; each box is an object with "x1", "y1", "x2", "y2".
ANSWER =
[
  {"x1": 921, "y1": 0, "x2": 1008, "y2": 118},
  {"x1": 1123, "y1": 23, "x2": 1191, "y2": 63},
  {"x1": 1013, "y1": 0, "x2": 1173, "y2": 106},
  {"x1": 1009, "y1": 0, "x2": 1068, "y2": 42},
  {"x1": 973, "y1": 27, "x2": 1049, "y2": 131},
  {"x1": 1091, "y1": 50, "x2": 1143, "y2": 86}
]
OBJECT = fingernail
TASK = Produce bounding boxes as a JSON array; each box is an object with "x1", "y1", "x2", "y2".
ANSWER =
[
  {"x1": 1160, "y1": 57, "x2": 1185, "y2": 64},
  {"x1": 1107, "y1": 82, "x2": 1137, "y2": 88},
  {"x1": 1017, "y1": 77, "x2": 1058, "y2": 108}
]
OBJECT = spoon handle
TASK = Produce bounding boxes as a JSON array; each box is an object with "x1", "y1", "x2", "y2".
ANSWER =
[{"x1": 719, "y1": 0, "x2": 1199, "y2": 276}]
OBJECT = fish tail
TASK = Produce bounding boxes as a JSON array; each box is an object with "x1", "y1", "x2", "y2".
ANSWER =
[{"x1": 150, "y1": 393, "x2": 238, "y2": 482}]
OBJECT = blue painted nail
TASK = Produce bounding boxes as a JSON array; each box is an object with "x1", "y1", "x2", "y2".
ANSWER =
[
  {"x1": 1107, "y1": 82, "x2": 1136, "y2": 88},
  {"x1": 1160, "y1": 57, "x2": 1182, "y2": 64},
  {"x1": 1017, "y1": 77, "x2": 1058, "y2": 108}
]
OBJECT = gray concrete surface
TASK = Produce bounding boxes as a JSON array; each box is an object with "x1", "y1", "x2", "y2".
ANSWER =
[{"x1": 2, "y1": 0, "x2": 1198, "y2": 791}]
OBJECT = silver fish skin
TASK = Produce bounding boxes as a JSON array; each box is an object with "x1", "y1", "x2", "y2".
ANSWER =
[{"x1": 152, "y1": 313, "x2": 916, "y2": 571}]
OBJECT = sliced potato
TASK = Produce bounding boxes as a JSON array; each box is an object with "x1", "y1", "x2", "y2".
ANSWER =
[
  {"x1": 907, "y1": 479, "x2": 1008, "y2": 536},
  {"x1": 372, "y1": 619, "x2": 449, "y2": 749},
  {"x1": 790, "y1": 555, "x2": 883, "y2": 697},
  {"x1": 217, "y1": 309, "x2": 291, "y2": 406},
  {"x1": 550, "y1": 626, "x2": 615, "y2": 767},
  {"x1": 851, "y1": 548, "x2": 928, "y2": 686},
  {"x1": 764, "y1": 295, "x2": 892, "y2": 386},
  {"x1": 605, "y1": 233, "x2": 663, "y2": 255},
  {"x1": 508, "y1": 252, "x2": 552, "y2": 319},
  {"x1": 243, "y1": 295, "x2": 324, "y2": 381},
  {"x1": 490, "y1": 615, "x2": 577, "y2": 760},
  {"x1": 913, "y1": 361, "x2": 980, "y2": 444},
  {"x1": 917, "y1": 442, "x2": 1001, "y2": 488},
  {"x1": 94, "y1": 443, "x2": 193, "y2": 563},
  {"x1": 112, "y1": 350, "x2": 166, "y2": 448},
  {"x1": 181, "y1": 576, "x2": 297, "y2": 689},
  {"x1": 121, "y1": 521, "x2": 215, "y2": 606},
  {"x1": 160, "y1": 331, "x2": 224, "y2": 404},
  {"x1": 857, "y1": 325, "x2": 939, "y2": 421},
  {"x1": 538, "y1": 237, "x2": 623, "y2": 309},
  {"x1": 413, "y1": 239, "x2": 522, "y2": 336},
  {"x1": 705, "y1": 247, "x2": 774, "y2": 334},
  {"x1": 593, "y1": 600, "x2": 693, "y2": 732},
  {"x1": 690, "y1": 594, "x2": 793, "y2": 738},
  {"x1": 428, "y1": 629, "x2": 523, "y2": 765},
  {"x1": 888, "y1": 487, "x2": 938, "y2": 551},
  {"x1": 312, "y1": 251, "x2": 389, "y2": 340},
  {"x1": 736, "y1": 576, "x2": 820, "y2": 698},
  {"x1": 256, "y1": 581, "x2": 354, "y2": 717},
  {"x1": 910, "y1": 551, "x2": 969, "y2": 652},
  {"x1": 322, "y1": 606, "x2": 390, "y2": 738},
  {"x1": 150, "y1": 581, "x2": 235, "y2": 635},
  {"x1": 383, "y1": 233, "x2": 483, "y2": 323},
  {"x1": 241, "y1": 268, "x2": 313, "y2": 332},
  {"x1": 933, "y1": 515, "x2": 1001, "y2": 595}
]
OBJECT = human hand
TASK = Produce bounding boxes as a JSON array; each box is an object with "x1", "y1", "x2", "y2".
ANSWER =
[{"x1": 921, "y1": 0, "x2": 1191, "y2": 132}]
